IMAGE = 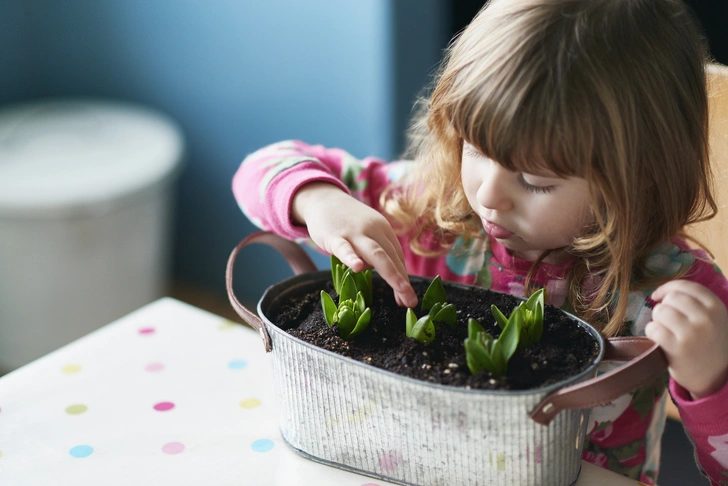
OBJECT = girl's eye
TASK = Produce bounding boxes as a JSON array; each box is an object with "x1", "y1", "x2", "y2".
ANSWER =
[{"x1": 517, "y1": 174, "x2": 554, "y2": 194}]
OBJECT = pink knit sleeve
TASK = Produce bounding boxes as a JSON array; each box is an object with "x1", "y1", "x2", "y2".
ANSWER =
[
  {"x1": 670, "y1": 379, "x2": 728, "y2": 485},
  {"x1": 232, "y1": 140, "x2": 393, "y2": 241},
  {"x1": 668, "y1": 253, "x2": 728, "y2": 485}
]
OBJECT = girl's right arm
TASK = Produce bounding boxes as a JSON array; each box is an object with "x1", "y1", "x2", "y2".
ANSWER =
[{"x1": 233, "y1": 140, "x2": 418, "y2": 307}]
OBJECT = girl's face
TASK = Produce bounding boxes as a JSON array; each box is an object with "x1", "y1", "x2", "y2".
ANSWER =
[{"x1": 461, "y1": 143, "x2": 594, "y2": 264}]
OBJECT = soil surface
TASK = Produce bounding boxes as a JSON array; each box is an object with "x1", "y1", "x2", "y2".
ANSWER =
[{"x1": 271, "y1": 277, "x2": 600, "y2": 391}]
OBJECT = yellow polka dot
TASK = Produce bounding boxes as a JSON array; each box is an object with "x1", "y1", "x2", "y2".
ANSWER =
[
  {"x1": 218, "y1": 320, "x2": 237, "y2": 331},
  {"x1": 239, "y1": 398, "x2": 261, "y2": 409},
  {"x1": 65, "y1": 404, "x2": 88, "y2": 415},
  {"x1": 61, "y1": 364, "x2": 82, "y2": 374},
  {"x1": 497, "y1": 452, "x2": 506, "y2": 471},
  {"x1": 0, "y1": 450, "x2": 3, "y2": 457}
]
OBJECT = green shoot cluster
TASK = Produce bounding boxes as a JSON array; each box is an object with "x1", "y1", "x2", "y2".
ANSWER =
[
  {"x1": 464, "y1": 289, "x2": 545, "y2": 376},
  {"x1": 405, "y1": 276, "x2": 457, "y2": 343},
  {"x1": 320, "y1": 255, "x2": 373, "y2": 340}
]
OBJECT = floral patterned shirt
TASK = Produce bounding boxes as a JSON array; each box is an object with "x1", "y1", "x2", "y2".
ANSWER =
[{"x1": 233, "y1": 140, "x2": 728, "y2": 485}]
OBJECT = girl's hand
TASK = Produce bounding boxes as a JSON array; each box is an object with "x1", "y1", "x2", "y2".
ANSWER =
[
  {"x1": 646, "y1": 280, "x2": 728, "y2": 399},
  {"x1": 293, "y1": 182, "x2": 418, "y2": 308}
]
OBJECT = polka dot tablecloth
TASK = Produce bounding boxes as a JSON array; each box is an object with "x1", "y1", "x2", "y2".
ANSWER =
[{"x1": 0, "y1": 298, "x2": 641, "y2": 486}]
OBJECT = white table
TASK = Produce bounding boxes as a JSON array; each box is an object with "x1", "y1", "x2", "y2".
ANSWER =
[{"x1": 0, "y1": 298, "x2": 643, "y2": 485}]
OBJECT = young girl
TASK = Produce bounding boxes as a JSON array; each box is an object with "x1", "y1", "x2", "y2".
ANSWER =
[{"x1": 233, "y1": 0, "x2": 728, "y2": 483}]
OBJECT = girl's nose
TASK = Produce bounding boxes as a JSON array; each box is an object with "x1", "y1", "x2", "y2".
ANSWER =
[{"x1": 477, "y1": 164, "x2": 514, "y2": 211}]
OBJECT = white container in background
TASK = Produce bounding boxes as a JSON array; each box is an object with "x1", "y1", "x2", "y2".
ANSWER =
[{"x1": 0, "y1": 98, "x2": 184, "y2": 372}]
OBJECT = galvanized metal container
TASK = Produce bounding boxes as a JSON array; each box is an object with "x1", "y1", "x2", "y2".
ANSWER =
[{"x1": 227, "y1": 232, "x2": 667, "y2": 486}]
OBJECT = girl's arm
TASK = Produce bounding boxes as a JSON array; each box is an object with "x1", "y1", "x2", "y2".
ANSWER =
[
  {"x1": 233, "y1": 140, "x2": 376, "y2": 240},
  {"x1": 668, "y1": 375, "x2": 728, "y2": 486},
  {"x1": 232, "y1": 140, "x2": 418, "y2": 307},
  {"x1": 647, "y1": 260, "x2": 728, "y2": 485}
]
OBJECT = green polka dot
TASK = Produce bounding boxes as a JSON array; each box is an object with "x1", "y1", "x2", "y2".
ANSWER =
[
  {"x1": 66, "y1": 404, "x2": 88, "y2": 415},
  {"x1": 62, "y1": 364, "x2": 82, "y2": 374},
  {"x1": 239, "y1": 398, "x2": 261, "y2": 409}
]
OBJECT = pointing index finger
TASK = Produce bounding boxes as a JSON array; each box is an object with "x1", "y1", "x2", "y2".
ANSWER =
[{"x1": 365, "y1": 246, "x2": 418, "y2": 308}]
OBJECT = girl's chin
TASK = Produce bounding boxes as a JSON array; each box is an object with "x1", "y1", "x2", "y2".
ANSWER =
[
  {"x1": 505, "y1": 247, "x2": 542, "y2": 262},
  {"x1": 496, "y1": 240, "x2": 540, "y2": 260},
  {"x1": 508, "y1": 245, "x2": 573, "y2": 265},
  {"x1": 489, "y1": 233, "x2": 566, "y2": 262}
]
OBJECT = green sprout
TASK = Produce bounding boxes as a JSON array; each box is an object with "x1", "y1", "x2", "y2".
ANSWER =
[
  {"x1": 464, "y1": 288, "x2": 545, "y2": 376},
  {"x1": 330, "y1": 253, "x2": 348, "y2": 294},
  {"x1": 491, "y1": 288, "x2": 544, "y2": 349},
  {"x1": 406, "y1": 308, "x2": 435, "y2": 343},
  {"x1": 421, "y1": 275, "x2": 447, "y2": 312},
  {"x1": 406, "y1": 276, "x2": 457, "y2": 343},
  {"x1": 321, "y1": 255, "x2": 373, "y2": 340},
  {"x1": 464, "y1": 317, "x2": 519, "y2": 376},
  {"x1": 330, "y1": 254, "x2": 372, "y2": 306}
]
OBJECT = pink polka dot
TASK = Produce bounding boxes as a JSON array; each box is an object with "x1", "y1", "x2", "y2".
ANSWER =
[
  {"x1": 378, "y1": 450, "x2": 402, "y2": 472},
  {"x1": 162, "y1": 442, "x2": 185, "y2": 454},
  {"x1": 153, "y1": 401, "x2": 175, "y2": 411},
  {"x1": 139, "y1": 327, "x2": 156, "y2": 335},
  {"x1": 145, "y1": 362, "x2": 165, "y2": 372}
]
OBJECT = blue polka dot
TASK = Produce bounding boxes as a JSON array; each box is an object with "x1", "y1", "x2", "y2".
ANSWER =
[
  {"x1": 69, "y1": 445, "x2": 94, "y2": 458},
  {"x1": 251, "y1": 439, "x2": 274, "y2": 452},
  {"x1": 228, "y1": 359, "x2": 248, "y2": 370}
]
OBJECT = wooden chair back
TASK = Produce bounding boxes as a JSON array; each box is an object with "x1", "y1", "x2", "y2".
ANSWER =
[{"x1": 686, "y1": 63, "x2": 728, "y2": 269}]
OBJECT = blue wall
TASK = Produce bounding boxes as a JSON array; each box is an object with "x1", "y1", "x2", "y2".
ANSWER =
[
  {"x1": 0, "y1": 1, "x2": 32, "y2": 99},
  {"x1": 0, "y1": 0, "x2": 446, "y2": 304}
]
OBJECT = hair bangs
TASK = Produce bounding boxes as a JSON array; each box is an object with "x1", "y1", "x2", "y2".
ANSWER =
[
  {"x1": 438, "y1": 8, "x2": 599, "y2": 181},
  {"x1": 450, "y1": 77, "x2": 592, "y2": 179}
]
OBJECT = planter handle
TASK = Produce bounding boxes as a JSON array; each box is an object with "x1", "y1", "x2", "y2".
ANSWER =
[
  {"x1": 530, "y1": 336, "x2": 668, "y2": 425},
  {"x1": 226, "y1": 231, "x2": 318, "y2": 352}
]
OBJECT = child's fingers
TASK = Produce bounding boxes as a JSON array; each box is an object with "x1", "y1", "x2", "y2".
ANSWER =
[
  {"x1": 651, "y1": 279, "x2": 713, "y2": 307},
  {"x1": 325, "y1": 234, "x2": 417, "y2": 308},
  {"x1": 383, "y1": 229, "x2": 406, "y2": 268},
  {"x1": 354, "y1": 238, "x2": 417, "y2": 308},
  {"x1": 655, "y1": 290, "x2": 705, "y2": 322},
  {"x1": 651, "y1": 279, "x2": 689, "y2": 301},
  {"x1": 644, "y1": 319, "x2": 678, "y2": 353},
  {"x1": 328, "y1": 238, "x2": 368, "y2": 272},
  {"x1": 651, "y1": 300, "x2": 692, "y2": 343},
  {"x1": 652, "y1": 280, "x2": 725, "y2": 331},
  {"x1": 395, "y1": 289, "x2": 418, "y2": 309},
  {"x1": 377, "y1": 237, "x2": 411, "y2": 292}
]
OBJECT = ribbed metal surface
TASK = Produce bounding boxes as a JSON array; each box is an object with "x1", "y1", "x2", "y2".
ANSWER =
[
  {"x1": 269, "y1": 323, "x2": 591, "y2": 486},
  {"x1": 261, "y1": 273, "x2": 598, "y2": 486}
]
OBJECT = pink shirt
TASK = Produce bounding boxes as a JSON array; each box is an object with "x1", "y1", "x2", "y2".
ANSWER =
[{"x1": 234, "y1": 139, "x2": 728, "y2": 485}]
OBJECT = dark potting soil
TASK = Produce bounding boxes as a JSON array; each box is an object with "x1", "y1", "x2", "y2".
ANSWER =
[{"x1": 272, "y1": 277, "x2": 600, "y2": 391}]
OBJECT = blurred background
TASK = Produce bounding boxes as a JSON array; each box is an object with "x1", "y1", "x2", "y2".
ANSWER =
[
  {"x1": 0, "y1": 0, "x2": 449, "y2": 369},
  {"x1": 0, "y1": 1, "x2": 725, "y2": 484}
]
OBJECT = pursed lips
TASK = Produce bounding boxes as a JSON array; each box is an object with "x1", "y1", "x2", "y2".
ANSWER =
[{"x1": 482, "y1": 218, "x2": 514, "y2": 239}]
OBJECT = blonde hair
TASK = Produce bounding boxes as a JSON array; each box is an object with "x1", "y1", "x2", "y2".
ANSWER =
[{"x1": 383, "y1": 0, "x2": 716, "y2": 336}]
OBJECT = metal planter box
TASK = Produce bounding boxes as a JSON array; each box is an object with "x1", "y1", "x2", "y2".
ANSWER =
[{"x1": 227, "y1": 232, "x2": 666, "y2": 486}]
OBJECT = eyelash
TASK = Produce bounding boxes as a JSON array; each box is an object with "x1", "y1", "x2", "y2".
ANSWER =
[
  {"x1": 517, "y1": 174, "x2": 554, "y2": 194},
  {"x1": 465, "y1": 148, "x2": 481, "y2": 158},
  {"x1": 465, "y1": 148, "x2": 555, "y2": 194}
]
